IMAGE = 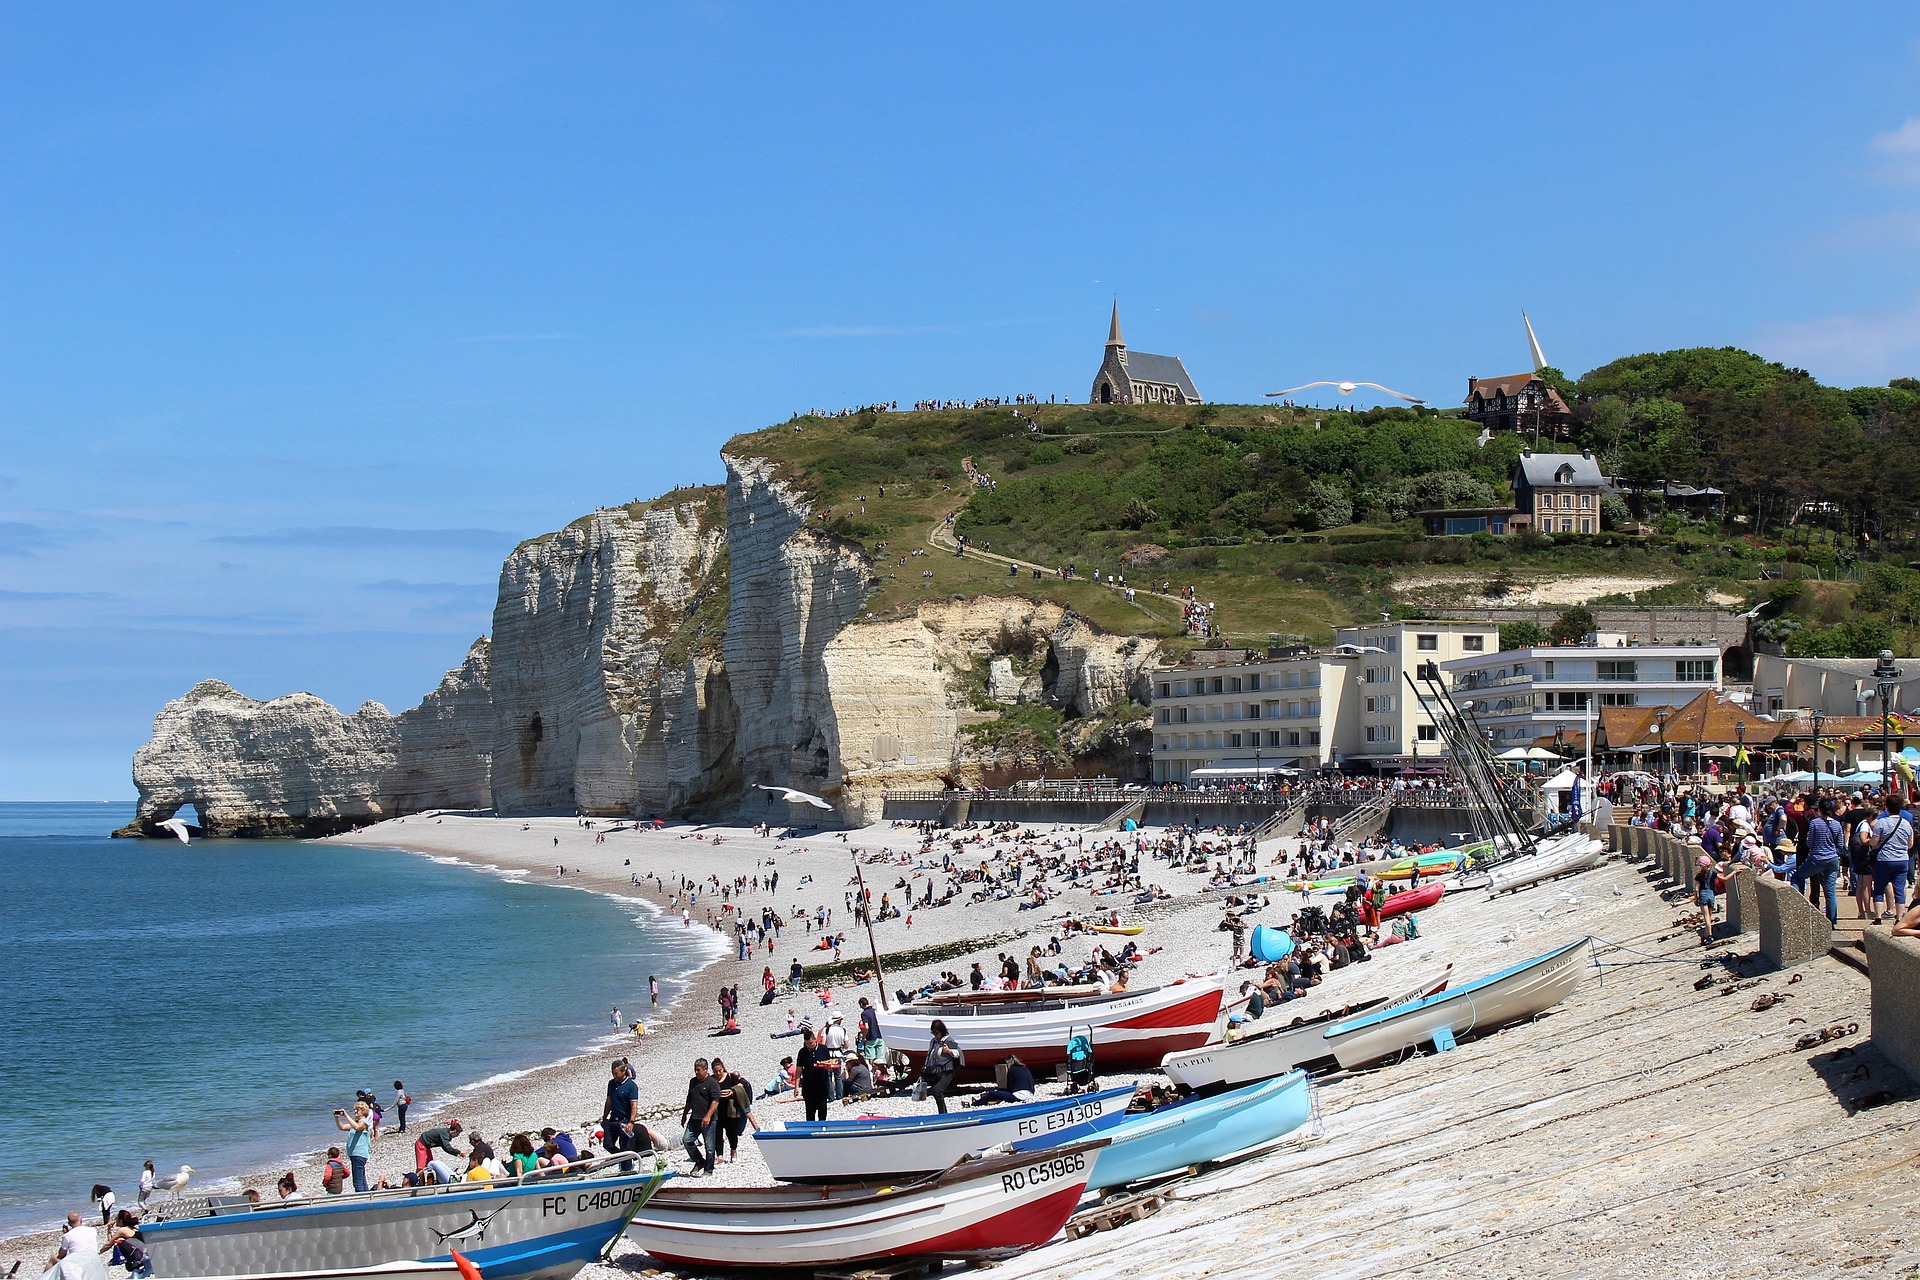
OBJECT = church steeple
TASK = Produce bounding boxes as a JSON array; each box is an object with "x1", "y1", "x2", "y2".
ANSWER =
[{"x1": 1107, "y1": 300, "x2": 1124, "y2": 349}]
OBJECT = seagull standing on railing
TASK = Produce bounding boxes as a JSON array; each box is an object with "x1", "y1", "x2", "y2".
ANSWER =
[
  {"x1": 754, "y1": 784, "x2": 834, "y2": 810},
  {"x1": 152, "y1": 1165, "x2": 193, "y2": 1199}
]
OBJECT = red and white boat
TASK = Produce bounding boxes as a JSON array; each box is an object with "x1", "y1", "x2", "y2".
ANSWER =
[
  {"x1": 877, "y1": 980, "x2": 1225, "y2": 1079},
  {"x1": 623, "y1": 1141, "x2": 1103, "y2": 1268}
]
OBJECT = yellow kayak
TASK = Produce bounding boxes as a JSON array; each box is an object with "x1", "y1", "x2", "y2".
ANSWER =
[{"x1": 1087, "y1": 924, "x2": 1146, "y2": 936}]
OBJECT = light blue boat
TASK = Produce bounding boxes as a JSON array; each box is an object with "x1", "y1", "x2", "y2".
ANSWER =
[{"x1": 1010, "y1": 1071, "x2": 1312, "y2": 1192}]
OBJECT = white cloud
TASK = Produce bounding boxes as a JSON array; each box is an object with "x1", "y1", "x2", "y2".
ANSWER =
[
  {"x1": 1875, "y1": 117, "x2": 1920, "y2": 154},
  {"x1": 1751, "y1": 298, "x2": 1920, "y2": 384}
]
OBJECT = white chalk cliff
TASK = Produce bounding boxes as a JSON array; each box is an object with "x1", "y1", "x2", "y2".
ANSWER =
[{"x1": 122, "y1": 456, "x2": 1158, "y2": 835}]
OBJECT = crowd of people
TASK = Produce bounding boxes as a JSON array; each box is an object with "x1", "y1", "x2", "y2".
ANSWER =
[{"x1": 1623, "y1": 776, "x2": 1917, "y2": 938}]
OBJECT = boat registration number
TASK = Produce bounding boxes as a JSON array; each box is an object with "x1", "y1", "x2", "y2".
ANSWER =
[
  {"x1": 1017, "y1": 1099, "x2": 1104, "y2": 1137},
  {"x1": 1000, "y1": 1152, "x2": 1086, "y2": 1195},
  {"x1": 541, "y1": 1184, "x2": 647, "y2": 1217}
]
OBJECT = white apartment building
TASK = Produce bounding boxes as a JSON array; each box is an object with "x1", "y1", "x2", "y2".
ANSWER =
[
  {"x1": 1150, "y1": 649, "x2": 1357, "y2": 784},
  {"x1": 1332, "y1": 620, "x2": 1501, "y2": 765},
  {"x1": 1149, "y1": 621, "x2": 1498, "y2": 782},
  {"x1": 1441, "y1": 636, "x2": 1722, "y2": 753}
]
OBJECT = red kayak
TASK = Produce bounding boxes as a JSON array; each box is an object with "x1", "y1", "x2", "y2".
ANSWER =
[{"x1": 1377, "y1": 882, "x2": 1445, "y2": 919}]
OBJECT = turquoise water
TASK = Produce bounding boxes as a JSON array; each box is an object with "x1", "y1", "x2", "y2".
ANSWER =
[{"x1": 0, "y1": 802, "x2": 712, "y2": 1238}]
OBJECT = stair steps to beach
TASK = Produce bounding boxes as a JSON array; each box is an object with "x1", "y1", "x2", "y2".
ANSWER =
[{"x1": 1092, "y1": 799, "x2": 1145, "y2": 831}]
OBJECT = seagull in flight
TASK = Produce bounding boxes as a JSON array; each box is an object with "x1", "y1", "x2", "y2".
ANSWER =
[
  {"x1": 1266, "y1": 381, "x2": 1427, "y2": 406},
  {"x1": 754, "y1": 784, "x2": 834, "y2": 811},
  {"x1": 157, "y1": 818, "x2": 192, "y2": 844}
]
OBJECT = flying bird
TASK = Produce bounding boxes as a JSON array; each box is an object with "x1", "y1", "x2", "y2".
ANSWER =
[
  {"x1": 153, "y1": 1165, "x2": 194, "y2": 1199},
  {"x1": 1265, "y1": 381, "x2": 1427, "y2": 406},
  {"x1": 754, "y1": 784, "x2": 834, "y2": 811},
  {"x1": 157, "y1": 818, "x2": 192, "y2": 844}
]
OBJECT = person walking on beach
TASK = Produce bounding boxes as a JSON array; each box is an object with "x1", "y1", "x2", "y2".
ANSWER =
[
  {"x1": 712, "y1": 1059, "x2": 756, "y2": 1163},
  {"x1": 138, "y1": 1160, "x2": 155, "y2": 1207},
  {"x1": 650, "y1": 975, "x2": 659, "y2": 1006},
  {"x1": 393, "y1": 1081, "x2": 410, "y2": 1133},
  {"x1": 680, "y1": 1058, "x2": 723, "y2": 1175},
  {"x1": 920, "y1": 1019, "x2": 963, "y2": 1114},
  {"x1": 333, "y1": 1100, "x2": 377, "y2": 1193},
  {"x1": 603, "y1": 1060, "x2": 641, "y2": 1170}
]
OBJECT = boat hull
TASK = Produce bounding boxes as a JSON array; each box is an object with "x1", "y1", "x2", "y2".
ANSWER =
[
  {"x1": 1377, "y1": 883, "x2": 1444, "y2": 918},
  {"x1": 1161, "y1": 970, "x2": 1452, "y2": 1093},
  {"x1": 1479, "y1": 837, "x2": 1604, "y2": 895},
  {"x1": 756, "y1": 1087, "x2": 1134, "y2": 1182},
  {"x1": 1015, "y1": 1073, "x2": 1312, "y2": 1191},
  {"x1": 141, "y1": 1171, "x2": 662, "y2": 1280},
  {"x1": 625, "y1": 1146, "x2": 1097, "y2": 1267},
  {"x1": 1322, "y1": 938, "x2": 1591, "y2": 1068},
  {"x1": 878, "y1": 982, "x2": 1224, "y2": 1080}
]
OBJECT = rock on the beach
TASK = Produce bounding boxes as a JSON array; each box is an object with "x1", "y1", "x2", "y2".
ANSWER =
[{"x1": 119, "y1": 639, "x2": 493, "y2": 838}]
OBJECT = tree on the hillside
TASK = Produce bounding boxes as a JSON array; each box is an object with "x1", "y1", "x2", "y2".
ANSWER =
[
  {"x1": 1548, "y1": 606, "x2": 1596, "y2": 645},
  {"x1": 1296, "y1": 479, "x2": 1353, "y2": 531},
  {"x1": 1500, "y1": 621, "x2": 1549, "y2": 650}
]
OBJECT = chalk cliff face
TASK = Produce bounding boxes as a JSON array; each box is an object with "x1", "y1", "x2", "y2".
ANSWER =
[
  {"x1": 489, "y1": 491, "x2": 737, "y2": 817},
  {"x1": 120, "y1": 639, "x2": 493, "y2": 838},
  {"x1": 823, "y1": 598, "x2": 1160, "y2": 821},
  {"x1": 121, "y1": 458, "x2": 1161, "y2": 834},
  {"x1": 721, "y1": 455, "x2": 874, "y2": 819}
]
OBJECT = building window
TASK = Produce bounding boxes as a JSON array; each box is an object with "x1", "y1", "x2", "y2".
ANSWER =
[
  {"x1": 1248, "y1": 673, "x2": 1261, "y2": 691},
  {"x1": 1597, "y1": 661, "x2": 1637, "y2": 682},
  {"x1": 1157, "y1": 709, "x2": 1170, "y2": 724},
  {"x1": 1230, "y1": 734, "x2": 1241, "y2": 748},
  {"x1": 1287, "y1": 731, "x2": 1301, "y2": 746},
  {"x1": 1462, "y1": 634, "x2": 1485, "y2": 652},
  {"x1": 1307, "y1": 699, "x2": 1321, "y2": 715},
  {"x1": 1174, "y1": 681, "x2": 1188, "y2": 697},
  {"x1": 1676, "y1": 659, "x2": 1716, "y2": 683},
  {"x1": 1417, "y1": 724, "x2": 1438, "y2": 742},
  {"x1": 1176, "y1": 708, "x2": 1188, "y2": 722},
  {"x1": 1580, "y1": 519, "x2": 1592, "y2": 533},
  {"x1": 1230, "y1": 677, "x2": 1242, "y2": 692},
  {"x1": 1246, "y1": 704, "x2": 1261, "y2": 719},
  {"x1": 1599, "y1": 692, "x2": 1638, "y2": 706},
  {"x1": 1211, "y1": 678, "x2": 1224, "y2": 694},
  {"x1": 1268, "y1": 731, "x2": 1283, "y2": 747},
  {"x1": 1158, "y1": 682, "x2": 1170, "y2": 699},
  {"x1": 1416, "y1": 634, "x2": 1438, "y2": 651},
  {"x1": 1308, "y1": 730, "x2": 1321, "y2": 745}
]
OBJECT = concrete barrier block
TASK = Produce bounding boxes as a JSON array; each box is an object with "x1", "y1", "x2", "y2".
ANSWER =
[
  {"x1": 1753, "y1": 874, "x2": 1832, "y2": 968},
  {"x1": 1723, "y1": 865, "x2": 1758, "y2": 935},
  {"x1": 1866, "y1": 931, "x2": 1920, "y2": 1085}
]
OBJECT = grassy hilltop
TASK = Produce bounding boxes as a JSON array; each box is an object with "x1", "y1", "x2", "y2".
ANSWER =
[{"x1": 720, "y1": 348, "x2": 1920, "y2": 655}]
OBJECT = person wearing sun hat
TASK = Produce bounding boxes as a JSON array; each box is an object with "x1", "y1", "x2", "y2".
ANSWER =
[{"x1": 1694, "y1": 853, "x2": 1723, "y2": 940}]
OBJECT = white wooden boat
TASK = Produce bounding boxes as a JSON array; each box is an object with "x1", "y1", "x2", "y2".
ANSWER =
[
  {"x1": 1321, "y1": 937, "x2": 1592, "y2": 1068},
  {"x1": 141, "y1": 1165, "x2": 664, "y2": 1280},
  {"x1": 1160, "y1": 968, "x2": 1453, "y2": 1093},
  {"x1": 877, "y1": 980, "x2": 1224, "y2": 1080},
  {"x1": 1467, "y1": 834, "x2": 1605, "y2": 895},
  {"x1": 756, "y1": 1086, "x2": 1134, "y2": 1182},
  {"x1": 625, "y1": 1141, "x2": 1103, "y2": 1268}
]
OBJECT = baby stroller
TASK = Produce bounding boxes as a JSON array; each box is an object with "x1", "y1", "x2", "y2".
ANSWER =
[{"x1": 1064, "y1": 1025, "x2": 1096, "y2": 1094}]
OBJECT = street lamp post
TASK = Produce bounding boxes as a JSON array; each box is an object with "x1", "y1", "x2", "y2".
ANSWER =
[
  {"x1": 1653, "y1": 710, "x2": 1670, "y2": 786},
  {"x1": 1812, "y1": 710, "x2": 1825, "y2": 798},
  {"x1": 1876, "y1": 649, "x2": 1902, "y2": 799}
]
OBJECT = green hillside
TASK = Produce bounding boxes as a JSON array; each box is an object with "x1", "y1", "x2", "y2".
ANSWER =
[{"x1": 722, "y1": 351, "x2": 1920, "y2": 655}]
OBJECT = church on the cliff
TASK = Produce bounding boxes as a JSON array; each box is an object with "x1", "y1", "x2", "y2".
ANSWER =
[{"x1": 1089, "y1": 304, "x2": 1202, "y2": 406}]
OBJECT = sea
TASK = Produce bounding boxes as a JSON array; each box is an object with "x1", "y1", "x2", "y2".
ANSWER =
[{"x1": 0, "y1": 801, "x2": 717, "y2": 1240}]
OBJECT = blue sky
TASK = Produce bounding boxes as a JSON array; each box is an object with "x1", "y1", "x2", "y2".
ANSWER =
[{"x1": 7, "y1": 3, "x2": 1920, "y2": 799}]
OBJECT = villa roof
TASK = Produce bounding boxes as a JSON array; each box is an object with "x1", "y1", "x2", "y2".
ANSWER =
[
  {"x1": 1516, "y1": 450, "x2": 1608, "y2": 488},
  {"x1": 1600, "y1": 691, "x2": 1781, "y2": 750},
  {"x1": 1467, "y1": 373, "x2": 1571, "y2": 415}
]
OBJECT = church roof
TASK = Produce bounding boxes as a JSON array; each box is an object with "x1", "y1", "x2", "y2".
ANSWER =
[{"x1": 1123, "y1": 351, "x2": 1201, "y2": 400}]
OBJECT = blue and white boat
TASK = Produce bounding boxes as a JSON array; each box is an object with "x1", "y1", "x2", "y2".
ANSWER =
[
  {"x1": 1011, "y1": 1072, "x2": 1313, "y2": 1192},
  {"x1": 756, "y1": 1086, "x2": 1134, "y2": 1182},
  {"x1": 1321, "y1": 936, "x2": 1592, "y2": 1069},
  {"x1": 140, "y1": 1165, "x2": 667, "y2": 1280}
]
